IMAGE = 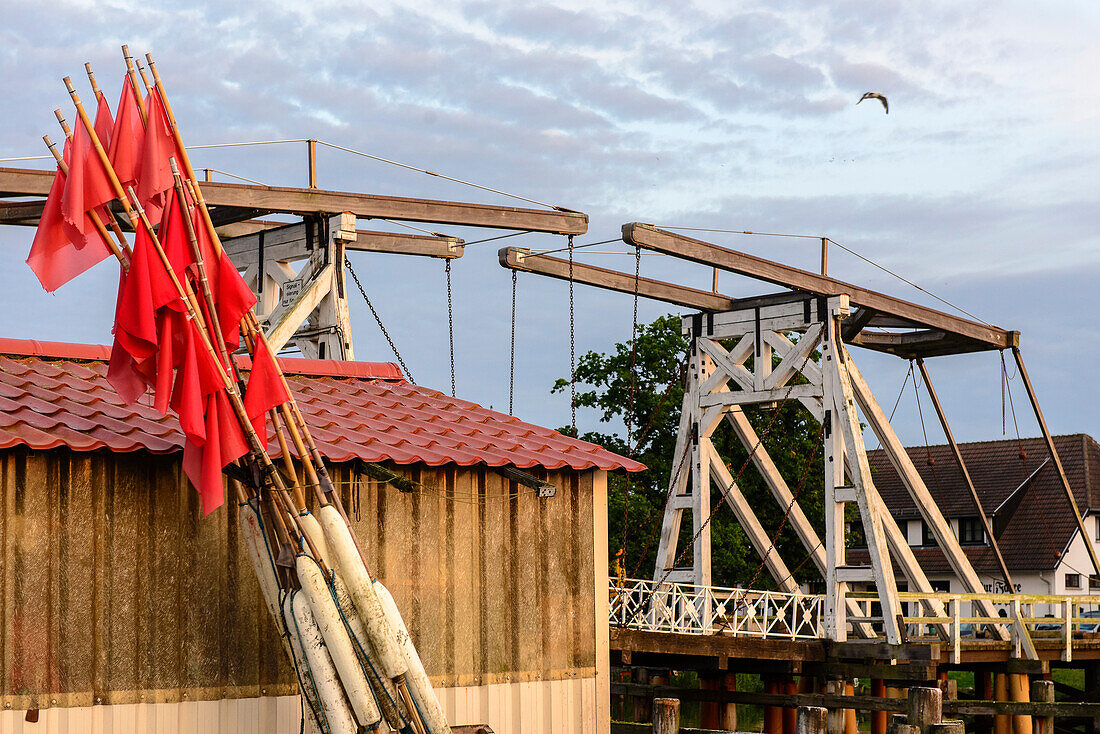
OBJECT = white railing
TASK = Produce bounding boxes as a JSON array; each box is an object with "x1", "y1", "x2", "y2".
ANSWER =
[{"x1": 609, "y1": 577, "x2": 825, "y2": 639}]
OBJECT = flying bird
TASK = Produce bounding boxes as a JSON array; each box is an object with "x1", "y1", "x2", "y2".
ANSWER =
[{"x1": 858, "y1": 92, "x2": 888, "y2": 114}]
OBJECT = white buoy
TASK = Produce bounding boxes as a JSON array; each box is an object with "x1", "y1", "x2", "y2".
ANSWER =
[
  {"x1": 238, "y1": 503, "x2": 295, "y2": 662},
  {"x1": 297, "y1": 555, "x2": 382, "y2": 730},
  {"x1": 375, "y1": 579, "x2": 453, "y2": 734},
  {"x1": 297, "y1": 509, "x2": 329, "y2": 564},
  {"x1": 282, "y1": 592, "x2": 325, "y2": 734},
  {"x1": 332, "y1": 576, "x2": 405, "y2": 731},
  {"x1": 318, "y1": 504, "x2": 408, "y2": 680},
  {"x1": 288, "y1": 591, "x2": 359, "y2": 734}
]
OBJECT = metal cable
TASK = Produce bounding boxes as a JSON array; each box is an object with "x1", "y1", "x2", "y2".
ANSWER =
[
  {"x1": 315, "y1": 139, "x2": 563, "y2": 210},
  {"x1": 658, "y1": 225, "x2": 992, "y2": 326},
  {"x1": 344, "y1": 255, "x2": 415, "y2": 383},
  {"x1": 446, "y1": 260, "x2": 455, "y2": 397},
  {"x1": 618, "y1": 245, "x2": 642, "y2": 574},
  {"x1": 509, "y1": 270, "x2": 517, "y2": 416}
]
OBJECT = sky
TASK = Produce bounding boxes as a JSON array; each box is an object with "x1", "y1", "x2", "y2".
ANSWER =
[{"x1": 1, "y1": 0, "x2": 1098, "y2": 451}]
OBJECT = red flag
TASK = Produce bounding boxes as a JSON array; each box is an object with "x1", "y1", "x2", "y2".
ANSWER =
[
  {"x1": 158, "y1": 184, "x2": 197, "y2": 282},
  {"x1": 170, "y1": 320, "x2": 209, "y2": 443},
  {"x1": 106, "y1": 264, "x2": 155, "y2": 403},
  {"x1": 109, "y1": 76, "x2": 145, "y2": 192},
  {"x1": 93, "y1": 92, "x2": 113, "y2": 151},
  {"x1": 191, "y1": 205, "x2": 256, "y2": 350},
  {"x1": 25, "y1": 150, "x2": 112, "y2": 292},
  {"x1": 182, "y1": 390, "x2": 249, "y2": 516},
  {"x1": 60, "y1": 120, "x2": 116, "y2": 250},
  {"x1": 137, "y1": 89, "x2": 184, "y2": 223},
  {"x1": 243, "y1": 338, "x2": 290, "y2": 439},
  {"x1": 114, "y1": 223, "x2": 177, "y2": 363}
]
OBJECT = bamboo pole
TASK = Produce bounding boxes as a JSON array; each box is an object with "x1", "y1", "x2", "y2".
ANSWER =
[
  {"x1": 41, "y1": 134, "x2": 126, "y2": 265},
  {"x1": 120, "y1": 45, "x2": 148, "y2": 124},
  {"x1": 84, "y1": 63, "x2": 102, "y2": 101}
]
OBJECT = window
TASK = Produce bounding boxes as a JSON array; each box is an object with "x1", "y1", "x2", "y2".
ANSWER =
[
  {"x1": 958, "y1": 517, "x2": 986, "y2": 546},
  {"x1": 1090, "y1": 576, "x2": 1100, "y2": 591},
  {"x1": 921, "y1": 521, "x2": 936, "y2": 547},
  {"x1": 1095, "y1": 515, "x2": 1100, "y2": 541},
  {"x1": 1066, "y1": 573, "x2": 1082, "y2": 589}
]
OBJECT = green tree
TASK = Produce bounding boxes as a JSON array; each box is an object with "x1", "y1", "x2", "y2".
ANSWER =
[{"x1": 554, "y1": 314, "x2": 828, "y2": 589}]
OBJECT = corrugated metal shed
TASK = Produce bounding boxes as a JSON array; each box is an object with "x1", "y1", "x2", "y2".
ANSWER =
[{"x1": 0, "y1": 340, "x2": 616, "y2": 733}]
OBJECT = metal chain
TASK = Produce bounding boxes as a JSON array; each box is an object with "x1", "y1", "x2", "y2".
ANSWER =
[
  {"x1": 446, "y1": 260, "x2": 455, "y2": 397},
  {"x1": 619, "y1": 245, "x2": 642, "y2": 574},
  {"x1": 344, "y1": 256, "x2": 415, "y2": 383},
  {"x1": 568, "y1": 235, "x2": 576, "y2": 433},
  {"x1": 509, "y1": 270, "x2": 517, "y2": 415}
]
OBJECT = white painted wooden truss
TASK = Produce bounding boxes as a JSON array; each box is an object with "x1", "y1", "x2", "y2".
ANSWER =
[
  {"x1": 652, "y1": 293, "x2": 1011, "y2": 645},
  {"x1": 230, "y1": 212, "x2": 357, "y2": 360}
]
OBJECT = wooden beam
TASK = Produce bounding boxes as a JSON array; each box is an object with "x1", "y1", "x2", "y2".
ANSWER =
[
  {"x1": 916, "y1": 357, "x2": 1015, "y2": 592},
  {"x1": 223, "y1": 219, "x2": 464, "y2": 268},
  {"x1": 265, "y1": 263, "x2": 333, "y2": 353},
  {"x1": 500, "y1": 247, "x2": 734, "y2": 311},
  {"x1": 622, "y1": 223, "x2": 1017, "y2": 354},
  {"x1": 844, "y1": 347, "x2": 1013, "y2": 644},
  {"x1": 1011, "y1": 346, "x2": 1100, "y2": 579},
  {"x1": 0, "y1": 199, "x2": 46, "y2": 224},
  {"x1": 0, "y1": 165, "x2": 587, "y2": 234}
]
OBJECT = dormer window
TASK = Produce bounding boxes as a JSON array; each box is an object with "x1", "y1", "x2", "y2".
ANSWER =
[{"x1": 958, "y1": 517, "x2": 986, "y2": 546}]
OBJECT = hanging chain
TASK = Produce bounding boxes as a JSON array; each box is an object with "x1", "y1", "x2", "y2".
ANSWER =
[
  {"x1": 509, "y1": 269, "x2": 517, "y2": 416},
  {"x1": 345, "y1": 256, "x2": 415, "y2": 383},
  {"x1": 619, "y1": 245, "x2": 642, "y2": 576},
  {"x1": 568, "y1": 235, "x2": 576, "y2": 434},
  {"x1": 446, "y1": 259, "x2": 455, "y2": 397}
]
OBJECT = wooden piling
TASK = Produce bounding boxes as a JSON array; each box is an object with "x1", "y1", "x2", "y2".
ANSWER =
[
  {"x1": 1010, "y1": 673, "x2": 1032, "y2": 734},
  {"x1": 977, "y1": 670, "x2": 995, "y2": 734},
  {"x1": 722, "y1": 671, "x2": 738, "y2": 732},
  {"x1": 653, "y1": 697, "x2": 680, "y2": 734},
  {"x1": 994, "y1": 672, "x2": 1010, "y2": 734},
  {"x1": 797, "y1": 705, "x2": 827, "y2": 734},
  {"x1": 700, "y1": 671, "x2": 720, "y2": 729},
  {"x1": 631, "y1": 667, "x2": 651, "y2": 723},
  {"x1": 765, "y1": 676, "x2": 783, "y2": 734},
  {"x1": 844, "y1": 681, "x2": 857, "y2": 734},
  {"x1": 784, "y1": 676, "x2": 799, "y2": 734},
  {"x1": 871, "y1": 678, "x2": 888, "y2": 734},
  {"x1": 1031, "y1": 679, "x2": 1054, "y2": 734},
  {"x1": 909, "y1": 686, "x2": 942, "y2": 731}
]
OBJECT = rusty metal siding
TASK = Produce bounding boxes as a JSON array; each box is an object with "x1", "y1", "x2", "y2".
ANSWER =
[{"x1": 0, "y1": 447, "x2": 601, "y2": 730}]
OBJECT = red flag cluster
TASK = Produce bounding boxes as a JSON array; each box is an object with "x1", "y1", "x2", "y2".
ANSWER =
[{"x1": 28, "y1": 69, "x2": 290, "y2": 516}]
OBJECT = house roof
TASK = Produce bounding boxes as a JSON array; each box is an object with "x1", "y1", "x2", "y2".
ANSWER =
[
  {"x1": 858, "y1": 434, "x2": 1100, "y2": 574},
  {"x1": 0, "y1": 338, "x2": 644, "y2": 473}
]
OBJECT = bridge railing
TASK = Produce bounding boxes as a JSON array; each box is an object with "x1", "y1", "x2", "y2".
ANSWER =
[{"x1": 609, "y1": 577, "x2": 825, "y2": 639}]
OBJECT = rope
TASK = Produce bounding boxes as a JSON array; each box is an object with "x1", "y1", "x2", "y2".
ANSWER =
[
  {"x1": 568, "y1": 234, "x2": 576, "y2": 434},
  {"x1": 298, "y1": 552, "x2": 408, "y2": 730},
  {"x1": 509, "y1": 270, "x2": 517, "y2": 416},
  {"x1": 345, "y1": 255, "x2": 415, "y2": 383},
  {"x1": 446, "y1": 260, "x2": 455, "y2": 397}
]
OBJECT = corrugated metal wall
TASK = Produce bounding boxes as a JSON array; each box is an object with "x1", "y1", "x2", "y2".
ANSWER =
[{"x1": 0, "y1": 447, "x2": 603, "y2": 733}]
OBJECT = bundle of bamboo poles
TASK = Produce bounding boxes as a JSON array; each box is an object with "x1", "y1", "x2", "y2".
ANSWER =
[{"x1": 46, "y1": 47, "x2": 452, "y2": 734}]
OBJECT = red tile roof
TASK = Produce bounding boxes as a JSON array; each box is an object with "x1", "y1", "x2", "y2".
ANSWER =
[{"x1": 0, "y1": 338, "x2": 643, "y2": 473}]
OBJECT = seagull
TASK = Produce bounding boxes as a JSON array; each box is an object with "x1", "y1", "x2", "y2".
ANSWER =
[{"x1": 858, "y1": 92, "x2": 888, "y2": 114}]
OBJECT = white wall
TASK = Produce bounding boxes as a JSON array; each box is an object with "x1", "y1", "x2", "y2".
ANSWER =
[{"x1": 0, "y1": 678, "x2": 601, "y2": 734}]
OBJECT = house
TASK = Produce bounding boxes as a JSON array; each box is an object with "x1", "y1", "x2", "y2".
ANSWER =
[
  {"x1": 858, "y1": 434, "x2": 1100, "y2": 612},
  {"x1": 0, "y1": 338, "x2": 642, "y2": 734}
]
